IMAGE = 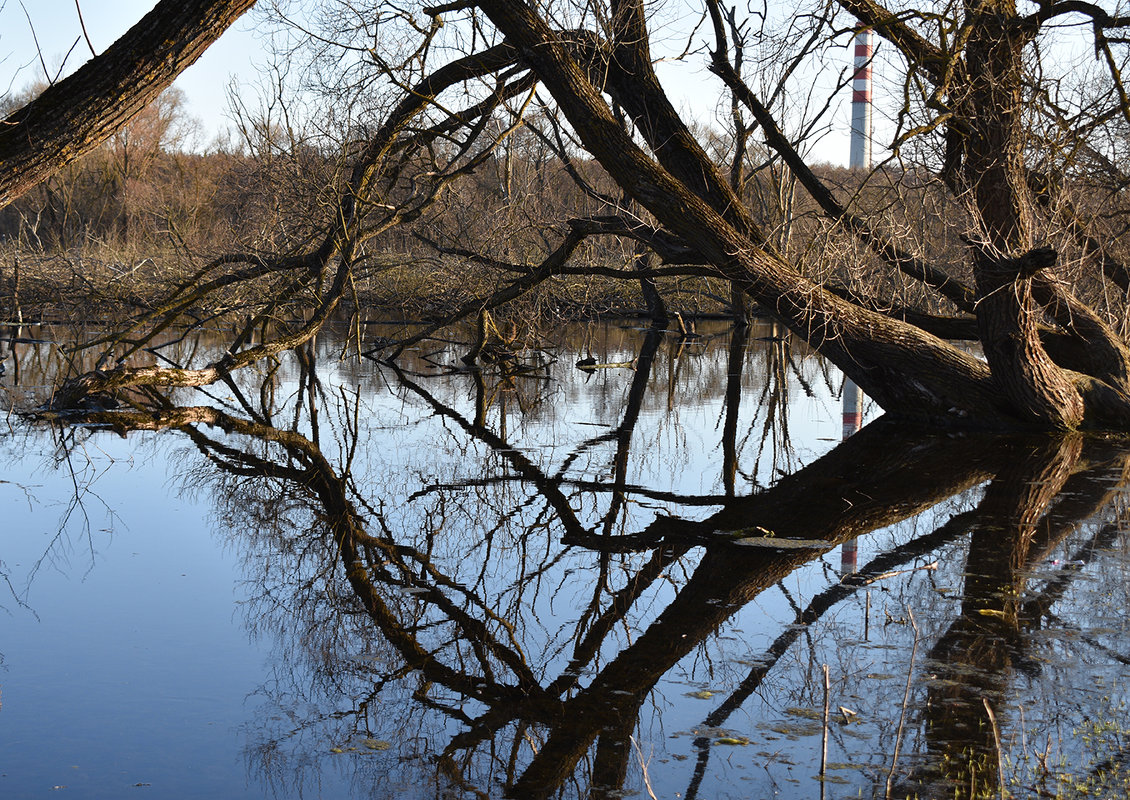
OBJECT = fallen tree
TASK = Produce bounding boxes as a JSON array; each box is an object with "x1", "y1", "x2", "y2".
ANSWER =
[{"x1": 465, "y1": 0, "x2": 1130, "y2": 429}]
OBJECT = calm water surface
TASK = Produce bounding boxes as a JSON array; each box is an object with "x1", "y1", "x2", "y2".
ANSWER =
[{"x1": 2, "y1": 320, "x2": 1129, "y2": 799}]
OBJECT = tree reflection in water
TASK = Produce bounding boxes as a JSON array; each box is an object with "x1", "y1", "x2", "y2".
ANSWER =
[{"x1": 50, "y1": 323, "x2": 1130, "y2": 800}]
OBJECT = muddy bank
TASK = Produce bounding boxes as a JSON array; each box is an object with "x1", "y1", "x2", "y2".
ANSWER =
[{"x1": 0, "y1": 248, "x2": 744, "y2": 328}]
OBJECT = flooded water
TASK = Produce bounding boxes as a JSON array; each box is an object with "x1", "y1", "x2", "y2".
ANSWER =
[{"x1": 2, "y1": 320, "x2": 1129, "y2": 799}]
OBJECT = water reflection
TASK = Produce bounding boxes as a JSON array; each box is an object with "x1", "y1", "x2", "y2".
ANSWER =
[{"x1": 10, "y1": 322, "x2": 1130, "y2": 799}]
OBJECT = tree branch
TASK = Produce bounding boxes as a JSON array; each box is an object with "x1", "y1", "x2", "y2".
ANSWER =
[{"x1": 0, "y1": 0, "x2": 256, "y2": 208}]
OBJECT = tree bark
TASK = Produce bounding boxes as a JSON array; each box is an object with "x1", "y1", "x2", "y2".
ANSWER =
[
  {"x1": 0, "y1": 0, "x2": 256, "y2": 209},
  {"x1": 961, "y1": 0, "x2": 1086, "y2": 428}
]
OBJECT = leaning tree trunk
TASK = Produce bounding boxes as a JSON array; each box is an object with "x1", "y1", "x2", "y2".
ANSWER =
[
  {"x1": 477, "y1": 0, "x2": 1130, "y2": 430},
  {"x1": 476, "y1": 0, "x2": 1019, "y2": 425},
  {"x1": 0, "y1": 0, "x2": 256, "y2": 209},
  {"x1": 961, "y1": 0, "x2": 1085, "y2": 429}
]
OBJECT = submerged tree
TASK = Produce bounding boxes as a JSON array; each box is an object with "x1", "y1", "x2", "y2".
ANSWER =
[{"x1": 9, "y1": 0, "x2": 1130, "y2": 430}]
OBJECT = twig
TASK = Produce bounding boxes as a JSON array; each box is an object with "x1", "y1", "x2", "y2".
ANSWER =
[
  {"x1": 847, "y1": 560, "x2": 938, "y2": 586},
  {"x1": 74, "y1": 0, "x2": 98, "y2": 57},
  {"x1": 629, "y1": 735, "x2": 659, "y2": 800},
  {"x1": 886, "y1": 605, "x2": 921, "y2": 798},
  {"x1": 820, "y1": 663, "x2": 831, "y2": 794},
  {"x1": 19, "y1": 0, "x2": 51, "y2": 82},
  {"x1": 983, "y1": 697, "x2": 1006, "y2": 799},
  {"x1": 13, "y1": 253, "x2": 23, "y2": 325},
  {"x1": 865, "y1": 590, "x2": 871, "y2": 641},
  {"x1": 576, "y1": 360, "x2": 636, "y2": 370}
]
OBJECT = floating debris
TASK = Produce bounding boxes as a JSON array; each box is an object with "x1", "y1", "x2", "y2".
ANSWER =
[
  {"x1": 726, "y1": 534, "x2": 830, "y2": 550},
  {"x1": 977, "y1": 609, "x2": 1008, "y2": 619},
  {"x1": 785, "y1": 706, "x2": 822, "y2": 721}
]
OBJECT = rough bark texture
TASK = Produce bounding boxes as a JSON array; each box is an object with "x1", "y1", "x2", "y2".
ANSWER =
[
  {"x1": 960, "y1": 0, "x2": 1085, "y2": 428},
  {"x1": 0, "y1": 0, "x2": 257, "y2": 209}
]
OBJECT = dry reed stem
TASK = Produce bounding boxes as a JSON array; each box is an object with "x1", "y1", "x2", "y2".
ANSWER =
[{"x1": 885, "y1": 605, "x2": 921, "y2": 799}]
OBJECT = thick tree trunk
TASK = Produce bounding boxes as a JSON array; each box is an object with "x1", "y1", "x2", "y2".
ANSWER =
[
  {"x1": 961, "y1": 0, "x2": 1086, "y2": 428},
  {"x1": 0, "y1": 0, "x2": 256, "y2": 209}
]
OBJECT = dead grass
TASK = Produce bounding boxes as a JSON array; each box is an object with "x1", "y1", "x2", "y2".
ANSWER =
[{"x1": 1, "y1": 245, "x2": 738, "y2": 328}]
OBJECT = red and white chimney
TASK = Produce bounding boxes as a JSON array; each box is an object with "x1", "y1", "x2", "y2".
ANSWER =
[
  {"x1": 843, "y1": 28, "x2": 873, "y2": 438},
  {"x1": 849, "y1": 29, "x2": 873, "y2": 170}
]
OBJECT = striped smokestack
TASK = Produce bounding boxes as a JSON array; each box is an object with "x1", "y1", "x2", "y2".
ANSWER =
[
  {"x1": 843, "y1": 28, "x2": 873, "y2": 439},
  {"x1": 849, "y1": 28, "x2": 873, "y2": 170}
]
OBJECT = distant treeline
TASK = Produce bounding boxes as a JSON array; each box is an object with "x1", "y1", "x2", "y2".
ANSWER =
[
  {"x1": 0, "y1": 88, "x2": 874, "y2": 269},
  {"x1": 6, "y1": 87, "x2": 1127, "y2": 330}
]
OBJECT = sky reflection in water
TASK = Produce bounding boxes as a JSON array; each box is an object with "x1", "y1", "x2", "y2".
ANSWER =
[{"x1": 2, "y1": 320, "x2": 1129, "y2": 800}]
